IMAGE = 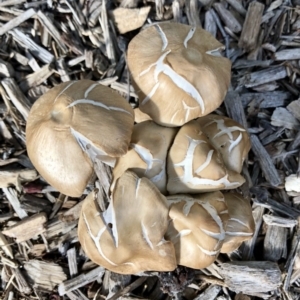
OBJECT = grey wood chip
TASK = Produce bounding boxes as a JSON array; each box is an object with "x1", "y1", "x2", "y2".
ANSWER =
[
  {"x1": 264, "y1": 225, "x2": 287, "y2": 261},
  {"x1": 213, "y1": 3, "x2": 242, "y2": 33},
  {"x1": 218, "y1": 261, "x2": 281, "y2": 294},
  {"x1": 58, "y1": 266, "x2": 105, "y2": 295},
  {"x1": 287, "y1": 99, "x2": 300, "y2": 122},
  {"x1": 24, "y1": 260, "x2": 67, "y2": 291},
  {"x1": 238, "y1": 2, "x2": 265, "y2": 52},
  {"x1": 0, "y1": 8, "x2": 35, "y2": 35},
  {"x1": 194, "y1": 285, "x2": 221, "y2": 300},
  {"x1": 271, "y1": 107, "x2": 300, "y2": 130},
  {"x1": 242, "y1": 66, "x2": 287, "y2": 88},
  {"x1": 250, "y1": 135, "x2": 282, "y2": 187}
]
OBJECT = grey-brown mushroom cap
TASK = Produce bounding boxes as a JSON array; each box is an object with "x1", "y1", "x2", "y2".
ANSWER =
[
  {"x1": 112, "y1": 121, "x2": 178, "y2": 194},
  {"x1": 167, "y1": 120, "x2": 245, "y2": 194},
  {"x1": 196, "y1": 115, "x2": 251, "y2": 173},
  {"x1": 221, "y1": 192, "x2": 255, "y2": 253},
  {"x1": 78, "y1": 171, "x2": 177, "y2": 274},
  {"x1": 127, "y1": 22, "x2": 231, "y2": 126},
  {"x1": 166, "y1": 192, "x2": 229, "y2": 269},
  {"x1": 26, "y1": 80, "x2": 134, "y2": 197}
]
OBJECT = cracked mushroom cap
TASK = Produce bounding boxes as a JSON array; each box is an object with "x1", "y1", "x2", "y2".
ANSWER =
[
  {"x1": 26, "y1": 80, "x2": 134, "y2": 197},
  {"x1": 127, "y1": 22, "x2": 231, "y2": 127},
  {"x1": 196, "y1": 115, "x2": 251, "y2": 173},
  {"x1": 221, "y1": 192, "x2": 255, "y2": 253},
  {"x1": 112, "y1": 121, "x2": 178, "y2": 194},
  {"x1": 166, "y1": 192, "x2": 229, "y2": 269},
  {"x1": 78, "y1": 171, "x2": 176, "y2": 274},
  {"x1": 167, "y1": 120, "x2": 245, "y2": 194}
]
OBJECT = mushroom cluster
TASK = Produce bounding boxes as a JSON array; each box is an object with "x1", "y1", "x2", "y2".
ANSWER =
[{"x1": 25, "y1": 22, "x2": 255, "y2": 274}]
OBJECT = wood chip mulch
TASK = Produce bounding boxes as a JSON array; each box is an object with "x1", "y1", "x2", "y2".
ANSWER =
[{"x1": 1, "y1": 0, "x2": 300, "y2": 299}]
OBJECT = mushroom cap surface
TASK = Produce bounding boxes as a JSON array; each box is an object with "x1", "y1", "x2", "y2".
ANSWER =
[
  {"x1": 221, "y1": 192, "x2": 255, "y2": 253},
  {"x1": 167, "y1": 120, "x2": 245, "y2": 194},
  {"x1": 166, "y1": 192, "x2": 229, "y2": 269},
  {"x1": 196, "y1": 115, "x2": 251, "y2": 173},
  {"x1": 127, "y1": 22, "x2": 231, "y2": 126},
  {"x1": 78, "y1": 171, "x2": 176, "y2": 274},
  {"x1": 26, "y1": 80, "x2": 134, "y2": 197},
  {"x1": 112, "y1": 121, "x2": 178, "y2": 194}
]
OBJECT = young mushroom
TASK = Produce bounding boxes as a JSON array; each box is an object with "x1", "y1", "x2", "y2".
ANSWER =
[
  {"x1": 78, "y1": 171, "x2": 177, "y2": 274},
  {"x1": 26, "y1": 80, "x2": 134, "y2": 197},
  {"x1": 166, "y1": 192, "x2": 229, "y2": 269},
  {"x1": 196, "y1": 114, "x2": 251, "y2": 173},
  {"x1": 127, "y1": 22, "x2": 231, "y2": 126},
  {"x1": 167, "y1": 119, "x2": 245, "y2": 194},
  {"x1": 112, "y1": 121, "x2": 177, "y2": 194},
  {"x1": 221, "y1": 192, "x2": 255, "y2": 253}
]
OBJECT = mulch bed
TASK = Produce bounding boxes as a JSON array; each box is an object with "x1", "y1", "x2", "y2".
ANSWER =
[{"x1": 1, "y1": 0, "x2": 300, "y2": 299}]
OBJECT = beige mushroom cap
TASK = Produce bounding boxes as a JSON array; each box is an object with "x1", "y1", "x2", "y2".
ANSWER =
[
  {"x1": 112, "y1": 121, "x2": 177, "y2": 194},
  {"x1": 134, "y1": 107, "x2": 152, "y2": 123},
  {"x1": 26, "y1": 80, "x2": 134, "y2": 197},
  {"x1": 166, "y1": 192, "x2": 229, "y2": 269},
  {"x1": 78, "y1": 171, "x2": 176, "y2": 274},
  {"x1": 167, "y1": 120, "x2": 245, "y2": 194},
  {"x1": 127, "y1": 22, "x2": 231, "y2": 127},
  {"x1": 221, "y1": 192, "x2": 255, "y2": 253},
  {"x1": 196, "y1": 115, "x2": 251, "y2": 173}
]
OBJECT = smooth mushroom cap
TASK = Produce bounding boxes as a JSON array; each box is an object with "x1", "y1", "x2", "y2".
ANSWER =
[
  {"x1": 166, "y1": 192, "x2": 229, "y2": 269},
  {"x1": 26, "y1": 80, "x2": 134, "y2": 197},
  {"x1": 112, "y1": 121, "x2": 178, "y2": 194},
  {"x1": 220, "y1": 192, "x2": 255, "y2": 253},
  {"x1": 78, "y1": 171, "x2": 176, "y2": 274},
  {"x1": 134, "y1": 107, "x2": 152, "y2": 123},
  {"x1": 127, "y1": 22, "x2": 231, "y2": 127},
  {"x1": 196, "y1": 115, "x2": 251, "y2": 173},
  {"x1": 167, "y1": 120, "x2": 245, "y2": 194}
]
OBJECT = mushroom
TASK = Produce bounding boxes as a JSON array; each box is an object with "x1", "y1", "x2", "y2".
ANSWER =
[
  {"x1": 134, "y1": 107, "x2": 152, "y2": 123},
  {"x1": 167, "y1": 119, "x2": 245, "y2": 194},
  {"x1": 26, "y1": 80, "x2": 134, "y2": 197},
  {"x1": 221, "y1": 192, "x2": 255, "y2": 253},
  {"x1": 112, "y1": 121, "x2": 177, "y2": 194},
  {"x1": 166, "y1": 192, "x2": 229, "y2": 269},
  {"x1": 196, "y1": 115, "x2": 251, "y2": 173},
  {"x1": 78, "y1": 171, "x2": 177, "y2": 274},
  {"x1": 127, "y1": 22, "x2": 231, "y2": 126}
]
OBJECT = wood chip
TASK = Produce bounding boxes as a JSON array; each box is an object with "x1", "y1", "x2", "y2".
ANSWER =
[
  {"x1": 264, "y1": 225, "x2": 287, "y2": 261},
  {"x1": 287, "y1": 99, "x2": 300, "y2": 121},
  {"x1": 24, "y1": 260, "x2": 67, "y2": 291},
  {"x1": 238, "y1": 2, "x2": 265, "y2": 51},
  {"x1": 213, "y1": 3, "x2": 242, "y2": 33},
  {"x1": 110, "y1": 7, "x2": 150, "y2": 34},
  {"x1": 250, "y1": 135, "x2": 282, "y2": 187},
  {"x1": 218, "y1": 261, "x2": 281, "y2": 294},
  {"x1": 271, "y1": 107, "x2": 300, "y2": 130},
  {"x1": 58, "y1": 266, "x2": 105, "y2": 295},
  {"x1": 285, "y1": 174, "x2": 300, "y2": 193},
  {"x1": 0, "y1": 8, "x2": 35, "y2": 35},
  {"x1": 0, "y1": 232, "x2": 13, "y2": 259},
  {"x1": 0, "y1": 169, "x2": 37, "y2": 190},
  {"x1": 2, "y1": 212, "x2": 47, "y2": 243}
]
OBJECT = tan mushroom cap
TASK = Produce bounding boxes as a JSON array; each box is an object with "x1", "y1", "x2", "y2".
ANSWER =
[
  {"x1": 112, "y1": 121, "x2": 177, "y2": 194},
  {"x1": 134, "y1": 107, "x2": 152, "y2": 123},
  {"x1": 26, "y1": 80, "x2": 134, "y2": 197},
  {"x1": 196, "y1": 115, "x2": 251, "y2": 173},
  {"x1": 221, "y1": 192, "x2": 255, "y2": 253},
  {"x1": 78, "y1": 171, "x2": 176, "y2": 274},
  {"x1": 167, "y1": 120, "x2": 245, "y2": 194},
  {"x1": 127, "y1": 22, "x2": 231, "y2": 127},
  {"x1": 166, "y1": 192, "x2": 229, "y2": 269}
]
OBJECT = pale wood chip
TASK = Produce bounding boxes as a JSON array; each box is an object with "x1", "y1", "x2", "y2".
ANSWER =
[
  {"x1": 287, "y1": 99, "x2": 300, "y2": 121},
  {"x1": 2, "y1": 212, "x2": 47, "y2": 243},
  {"x1": 24, "y1": 259, "x2": 67, "y2": 291},
  {"x1": 0, "y1": 169, "x2": 37, "y2": 190},
  {"x1": 58, "y1": 266, "x2": 105, "y2": 295},
  {"x1": 0, "y1": 232, "x2": 13, "y2": 259},
  {"x1": 271, "y1": 107, "x2": 300, "y2": 130},
  {"x1": 0, "y1": 8, "x2": 35, "y2": 35},
  {"x1": 110, "y1": 7, "x2": 150, "y2": 34}
]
